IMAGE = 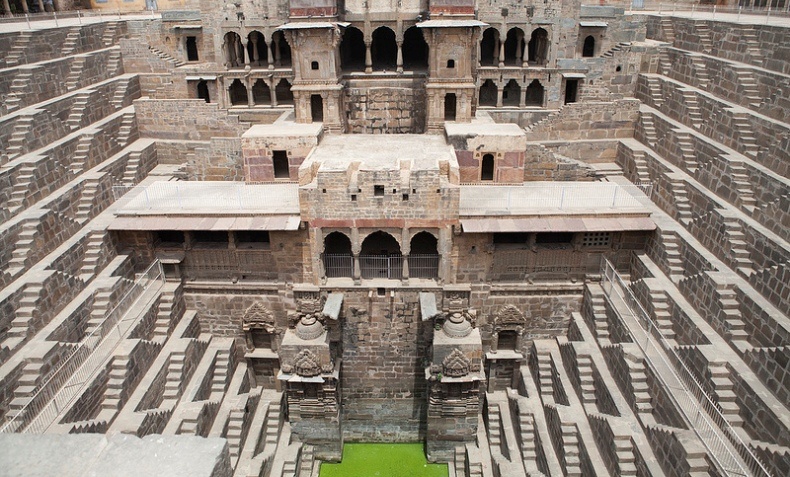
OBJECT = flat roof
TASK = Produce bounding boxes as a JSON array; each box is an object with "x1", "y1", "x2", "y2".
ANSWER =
[
  {"x1": 242, "y1": 121, "x2": 324, "y2": 138},
  {"x1": 111, "y1": 182, "x2": 301, "y2": 231},
  {"x1": 309, "y1": 134, "x2": 455, "y2": 172},
  {"x1": 445, "y1": 121, "x2": 526, "y2": 137}
]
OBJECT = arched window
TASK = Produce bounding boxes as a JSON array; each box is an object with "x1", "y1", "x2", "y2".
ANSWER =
[
  {"x1": 252, "y1": 79, "x2": 271, "y2": 105},
  {"x1": 223, "y1": 32, "x2": 244, "y2": 68},
  {"x1": 197, "y1": 80, "x2": 210, "y2": 103},
  {"x1": 360, "y1": 231, "x2": 402, "y2": 279},
  {"x1": 323, "y1": 232, "x2": 353, "y2": 278},
  {"x1": 504, "y1": 28, "x2": 526, "y2": 66},
  {"x1": 275, "y1": 79, "x2": 293, "y2": 105},
  {"x1": 340, "y1": 26, "x2": 365, "y2": 71},
  {"x1": 444, "y1": 93, "x2": 456, "y2": 120},
  {"x1": 371, "y1": 27, "x2": 397, "y2": 70},
  {"x1": 246, "y1": 31, "x2": 268, "y2": 66},
  {"x1": 503, "y1": 79, "x2": 520, "y2": 106},
  {"x1": 481, "y1": 154, "x2": 495, "y2": 181},
  {"x1": 402, "y1": 26, "x2": 429, "y2": 70},
  {"x1": 480, "y1": 28, "x2": 500, "y2": 66},
  {"x1": 228, "y1": 79, "x2": 248, "y2": 106},
  {"x1": 582, "y1": 35, "x2": 595, "y2": 57},
  {"x1": 525, "y1": 79, "x2": 544, "y2": 107},
  {"x1": 528, "y1": 28, "x2": 549, "y2": 65},
  {"x1": 479, "y1": 79, "x2": 497, "y2": 107}
]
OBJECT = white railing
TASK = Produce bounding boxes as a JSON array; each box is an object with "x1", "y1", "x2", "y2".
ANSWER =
[
  {"x1": 322, "y1": 254, "x2": 353, "y2": 278},
  {"x1": 1, "y1": 260, "x2": 165, "y2": 434},
  {"x1": 599, "y1": 1, "x2": 790, "y2": 17},
  {"x1": 0, "y1": 8, "x2": 159, "y2": 26},
  {"x1": 600, "y1": 258, "x2": 771, "y2": 477},
  {"x1": 122, "y1": 181, "x2": 300, "y2": 213},
  {"x1": 460, "y1": 182, "x2": 651, "y2": 215}
]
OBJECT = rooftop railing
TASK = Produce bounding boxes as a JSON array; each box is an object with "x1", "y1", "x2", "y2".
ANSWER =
[
  {"x1": 1, "y1": 260, "x2": 165, "y2": 434},
  {"x1": 600, "y1": 257, "x2": 771, "y2": 477}
]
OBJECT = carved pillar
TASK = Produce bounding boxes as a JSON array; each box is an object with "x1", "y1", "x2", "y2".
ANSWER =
[
  {"x1": 36, "y1": 0, "x2": 44, "y2": 13},
  {"x1": 353, "y1": 253, "x2": 361, "y2": 284},
  {"x1": 352, "y1": 228, "x2": 361, "y2": 284},
  {"x1": 251, "y1": 36, "x2": 260, "y2": 65},
  {"x1": 364, "y1": 41, "x2": 373, "y2": 73},
  {"x1": 2, "y1": 0, "x2": 10, "y2": 14},
  {"x1": 516, "y1": 31, "x2": 524, "y2": 65},
  {"x1": 274, "y1": 36, "x2": 282, "y2": 66},
  {"x1": 270, "y1": 80, "x2": 278, "y2": 107},
  {"x1": 496, "y1": 83, "x2": 503, "y2": 107},
  {"x1": 519, "y1": 83, "x2": 527, "y2": 108},
  {"x1": 242, "y1": 41, "x2": 251, "y2": 66},
  {"x1": 491, "y1": 38, "x2": 498, "y2": 66},
  {"x1": 396, "y1": 40, "x2": 403, "y2": 73},
  {"x1": 498, "y1": 37, "x2": 505, "y2": 68},
  {"x1": 20, "y1": 0, "x2": 29, "y2": 13},
  {"x1": 477, "y1": 38, "x2": 482, "y2": 67},
  {"x1": 246, "y1": 78, "x2": 254, "y2": 107},
  {"x1": 401, "y1": 228, "x2": 410, "y2": 284}
]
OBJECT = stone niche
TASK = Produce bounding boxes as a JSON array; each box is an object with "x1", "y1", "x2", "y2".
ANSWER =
[
  {"x1": 445, "y1": 119, "x2": 528, "y2": 183},
  {"x1": 241, "y1": 120, "x2": 323, "y2": 182}
]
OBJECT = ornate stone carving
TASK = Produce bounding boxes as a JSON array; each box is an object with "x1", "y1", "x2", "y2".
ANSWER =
[
  {"x1": 494, "y1": 304, "x2": 525, "y2": 329},
  {"x1": 442, "y1": 348, "x2": 471, "y2": 377},
  {"x1": 443, "y1": 311, "x2": 473, "y2": 338},
  {"x1": 295, "y1": 315, "x2": 326, "y2": 340},
  {"x1": 242, "y1": 302, "x2": 276, "y2": 333},
  {"x1": 294, "y1": 349, "x2": 321, "y2": 377}
]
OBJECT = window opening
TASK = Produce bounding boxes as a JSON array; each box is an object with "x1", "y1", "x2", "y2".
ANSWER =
[{"x1": 273, "y1": 150, "x2": 289, "y2": 179}]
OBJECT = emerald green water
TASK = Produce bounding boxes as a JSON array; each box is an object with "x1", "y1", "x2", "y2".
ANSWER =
[{"x1": 319, "y1": 443, "x2": 449, "y2": 477}]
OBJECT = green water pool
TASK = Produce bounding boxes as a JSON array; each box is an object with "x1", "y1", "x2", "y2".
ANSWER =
[{"x1": 319, "y1": 443, "x2": 449, "y2": 477}]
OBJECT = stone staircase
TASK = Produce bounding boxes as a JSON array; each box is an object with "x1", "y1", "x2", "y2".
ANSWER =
[
  {"x1": 693, "y1": 21, "x2": 713, "y2": 54},
  {"x1": 731, "y1": 65, "x2": 762, "y2": 109},
  {"x1": 4, "y1": 283, "x2": 42, "y2": 348},
  {"x1": 4, "y1": 70, "x2": 33, "y2": 113},
  {"x1": 630, "y1": 150, "x2": 652, "y2": 184},
  {"x1": 163, "y1": 349, "x2": 187, "y2": 402},
  {"x1": 707, "y1": 361, "x2": 744, "y2": 425},
  {"x1": 660, "y1": 230, "x2": 684, "y2": 282},
  {"x1": 115, "y1": 113, "x2": 137, "y2": 148},
  {"x1": 121, "y1": 151, "x2": 143, "y2": 185},
  {"x1": 5, "y1": 31, "x2": 33, "y2": 67},
  {"x1": 106, "y1": 49, "x2": 123, "y2": 76},
  {"x1": 211, "y1": 348, "x2": 231, "y2": 395},
  {"x1": 648, "y1": 289, "x2": 676, "y2": 340},
  {"x1": 517, "y1": 412, "x2": 539, "y2": 468},
  {"x1": 149, "y1": 46, "x2": 186, "y2": 68},
  {"x1": 721, "y1": 216, "x2": 753, "y2": 275},
  {"x1": 714, "y1": 286, "x2": 749, "y2": 343},
  {"x1": 66, "y1": 92, "x2": 91, "y2": 131},
  {"x1": 740, "y1": 28, "x2": 763, "y2": 66},
  {"x1": 298, "y1": 445, "x2": 315, "y2": 477},
  {"x1": 6, "y1": 114, "x2": 35, "y2": 159},
  {"x1": 676, "y1": 131, "x2": 698, "y2": 172},
  {"x1": 558, "y1": 419, "x2": 582, "y2": 475},
  {"x1": 111, "y1": 78, "x2": 130, "y2": 109},
  {"x1": 76, "y1": 177, "x2": 102, "y2": 223},
  {"x1": 645, "y1": 75, "x2": 664, "y2": 107},
  {"x1": 61, "y1": 27, "x2": 82, "y2": 57},
  {"x1": 639, "y1": 112, "x2": 658, "y2": 148},
  {"x1": 79, "y1": 231, "x2": 107, "y2": 281},
  {"x1": 669, "y1": 177, "x2": 693, "y2": 225},
  {"x1": 6, "y1": 164, "x2": 37, "y2": 213},
  {"x1": 658, "y1": 49, "x2": 671, "y2": 76},
  {"x1": 486, "y1": 400, "x2": 502, "y2": 451},
  {"x1": 65, "y1": 56, "x2": 87, "y2": 92},
  {"x1": 70, "y1": 135, "x2": 94, "y2": 174},
  {"x1": 624, "y1": 350, "x2": 653, "y2": 414},
  {"x1": 730, "y1": 112, "x2": 760, "y2": 158},
  {"x1": 576, "y1": 355, "x2": 596, "y2": 405},
  {"x1": 226, "y1": 405, "x2": 247, "y2": 462},
  {"x1": 7, "y1": 220, "x2": 39, "y2": 275},
  {"x1": 688, "y1": 54, "x2": 710, "y2": 90},
  {"x1": 153, "y1": 286, "x2": 180, "y2": 339},
  {"x1": 102, "y1": 22, "x2": 119, "y2": 47},
  {"x1": 602, "y1": 42, "x2": 630, "y2": 58},
  {"x1": 728, "y1": 161, "x2": 757, "y2": 212},
  {"x1": 660, "y1": 18, "x2": 675, "y2": 44},
  {"x1": 680, "y1": 89, "x2": 703, "y2": 130}
]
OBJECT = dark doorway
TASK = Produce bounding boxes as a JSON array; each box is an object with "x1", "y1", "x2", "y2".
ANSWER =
[
  {"x1": 271, "y1": 31, "x2": 291, "y2": 67},
  {"x1": 340, "y1": 27, "x2": 365, "y2": 71},
  {"x1": 479, "y1": 79, "x2": 497, "y2": 107},
  {"x1": 444, "y1": 93, "x2": 457, "y2": 120},
  {"x1": 528, "y1": 28, "x2": 549, "y2": 65},
  {"x1": 480, "y1": 28, "x2": 500, "y2": 66},
  {"x1": 498, "y1": 330, "x2": 518, "y2": 350},
  {"x1": 371, "y1": 27, "x2": 397, "y2": 70},
  {"x1": 310, "y1": 94, "x2": 324, "y2": 122},
  {"x1": 197, "y1": 80, "x2": 210, "y2": 103},
  {"x1": 273, "y1": 150, "x2": 289, "y2": 179},
  {"x1": 503, "y1": 79, "x2": 520, "y2": 106},
  {"x1": 583, "y1": 35, "x2": 596, "y2": 57},
  {"x1": 504, "y1": 28, "x2": 525, "y2": 66},
  {"x1": 275, "y1": 79, "x2": 294, "y2": 105},
  {"x1": 481, "y1": 154, "x2": 495, "y2": 181},
  {"x1": 252, "y1": 79, "x2": 271, "y2": 105},
  {"x1": 229, "y1": 79, "x2": 248, "y2": 106},
  {"x1": 186, "y1": 36, "x2": 199, "y2": 61},
  {"x1": 564, "y1": 79, "x2": 579, "y2": 104},
  {"x1": 525, "y1": 79, "x2": 544, "y2": 106},
  {"x1": 402, "y1": 26, "x2": 428, "y2": 70}
]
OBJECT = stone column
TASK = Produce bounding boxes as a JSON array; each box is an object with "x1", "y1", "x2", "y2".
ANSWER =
[
  {"x1": 251, "y1": 36, "x2": 260, "y2": 65},
  {"x1": 396, "y1": 41, "x2": 403, "y2": 73},
  {"x1": 401, "y1": 228, "x2": 410, "y2": 284},
  {"x1": 242, "y1": 41, "x2": 251, "y2": 66},
  {"x1": 498, "y1": 37, "x2": 505, "y2": 68},
  {"x1": 269, "y1": 80, "x2": 277, "y2": 107},
  {"x1": 519, "y1": 84, "x2": 526, "y2": 108},
  {"x1": 515, "y1": 31, "x2": 524, "y2": 65},
  {"x1": 496, "y1": 83, "x2": 503, "y2": 107},
  {"x1": 352, "y1": 229, "x2": 361, "y2": 284},
  {"x1": 491, "y1": 38, "x2": 498, "y2": 66},
  {"x1": 20, "y1": 0, "x2": 28, "y2": 13},
  {"x1": 364, "y1": 41, "x2": 372, "y2": 73},
  {"x1": 352, "y1": 253, "x2": 361, "y2": 284},
  {"x1": 246, "y1": 78, "x2": 254, "y2": 107},
  {"x1": 2, "y1": 0, "x2": 11, "y2": 15},
  {"x1": 36, "y1": 0, "x2": 44, "y2": 13},
  {"x1": 274, "y1": 36, "x2": 282, "y2": 66}
]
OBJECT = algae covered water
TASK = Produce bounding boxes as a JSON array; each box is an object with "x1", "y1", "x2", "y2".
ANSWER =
[{"x1": 319, "y1": 443, "x2": 449, "y2": 477}]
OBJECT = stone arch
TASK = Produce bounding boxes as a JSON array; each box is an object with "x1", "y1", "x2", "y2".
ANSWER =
[
  {"x1": 340, "y1": 26, "x2": 365, "y2": 71},
  {"x1": 252, "y1": 79, "x2": 271, "y2": 105},
  {"x1": 504, "y1": 27, "x2": 526, "y2": 66},
  {"x1": 479, "y1": 79, "x2": 497, "y2": 107},
  {"x1": 480, "y1": 28, "x2": 500, "y2": 66},
  {"x1": 410, "y1": 231, "x2": 438, "y2": 254},
  {"x1": 323, "y1": 231, "x2": 352, "y2": 254},
  {"x1": 197, "y1": 80, "x2": 210, "y2": 103},
  {"x1": 503, "y1": 79, "x2": 520, "y2": 106},
  {"x1": 360, "y1": 230, "x2": 401, "y2": 255},
  {"x1": 247, "y1": 30, "x2": 268, "y2": 66},
  {"x1": 228, "y1": 79, "x2": 248, "y2": 106},
  {"x1": 402, "y1": 26, "x2": 429, "y2": 70},
  {"x1": 271, "y1": 30, "x2": 292, "y2": 67},
  {"x1": 275, "y1": 78, "x2": 294, "y2": 105},
  {"x1": 528, "y1": 28, "x2": 549, "y2": 65},
  {"x1": 582, "y1": 35, "x2": 596, "y2": 57},
  {"x1": 525, "y1": 79, "x2": 544, "y2": 106},
  {"x1": 223, "y1": 31, "x2": 244, "y2": 67},
  {"x1": 371, "y1": 26, "x2": 397, "y2": 70},
  {"x1": 481, "y1": 153, "x2": 495, "y2": 181}
]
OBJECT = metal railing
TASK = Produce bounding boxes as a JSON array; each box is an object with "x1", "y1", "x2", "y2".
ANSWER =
[
  {"x1": 599, "y1": 258, "x2": 771, "y2": 477},
  {"x1": 1, "y1": 260, "x2": 165, "y2": 434},
  {"x1": 360, "y1": 254, "x2": 403, "y2": 280},
  {"x1": 0, "y1": 9, "x2": 160, "y2": 26},
  {"x1": 459, "y1": 182, "x2": 651, "y2": 215},
  {"x1": 601, "y1": 1, "x2": 790, "y2": 17},
  {"x1": 408, "y1": 254, "x2": 440, "y2": 279},
  {"x1": 322, "y1": 253, "x2": 353, "y2": 278}
]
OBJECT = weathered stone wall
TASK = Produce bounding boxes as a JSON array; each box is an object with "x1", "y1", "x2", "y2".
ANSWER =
[
  {"x1": 134, "y1": 99, "x2": 248, "y2": 140},
  {"x1": 524, "y1": 99, "x2": 639, "y2": 142},
  {"x1": 344, "y1": 79, "x2": 427, "y2": 134}
]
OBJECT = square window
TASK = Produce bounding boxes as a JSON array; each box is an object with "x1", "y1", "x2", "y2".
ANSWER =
[{"x1": 374, "y1": 185, "x2": 385, "y2": 197}]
